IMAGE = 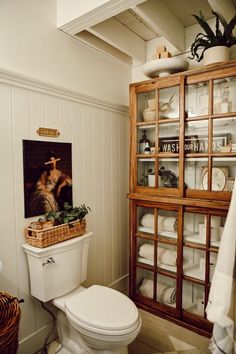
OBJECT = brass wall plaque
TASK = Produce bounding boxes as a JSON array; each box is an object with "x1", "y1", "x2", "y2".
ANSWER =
[{"x1": 37, "y1": 127, "x2": 60, "y2": 137}]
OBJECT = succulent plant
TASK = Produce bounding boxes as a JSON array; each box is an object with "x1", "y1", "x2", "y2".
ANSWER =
[{"x1": 189, "y1": 11, "x2": 236, "y2": 62}]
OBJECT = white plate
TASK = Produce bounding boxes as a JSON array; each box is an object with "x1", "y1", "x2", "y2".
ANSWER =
[{"x1": 143, "y1": 57, "x2": 188, "y2": 78}]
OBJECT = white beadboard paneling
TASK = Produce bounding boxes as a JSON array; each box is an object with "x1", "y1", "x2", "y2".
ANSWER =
[
  {"x1": 119, "y1": 113, "x2": 129, "y2": 276},
  {"x1": 0, "y1": 70, "x2": 129, "y2": 351},
  {"x1": 71, "y1": 101, "x2": 85, "y2": 204},
  {"x1": 102, "y1": 110, "x2": 113, "y2": 285},
  {"x1": 111, "y1": 113, "x2": 121, "y2": 281},
  {"x1": 58, "y1": 98, "x2": 72, "y2": 141},
  {"x1": 0, "y1": 84, "x2": 18, "y2": 295},
  {"x1": 45, "y1": 95, "x2": 59, "y2": 128},
  {"x1": 93, "y1": 107, "x2": 105, "y2": 285},
  {"x1": 11, "y1": 86, "x2": 37, "y2": 339},
  {"x1": 83, "y1": 105, "x2": 96, "y2": 286},
  {"x1": 29, "y1": 91, "x2": 45, "y2": 138}
]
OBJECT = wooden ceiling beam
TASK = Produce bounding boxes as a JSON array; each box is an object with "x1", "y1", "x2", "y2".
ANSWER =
[
  {"x1": 88, "y1": 18, "x2": 146, "y2": 64},
  {"x1": 132, "y1": 0, "x2": 186, "y2": 52}
]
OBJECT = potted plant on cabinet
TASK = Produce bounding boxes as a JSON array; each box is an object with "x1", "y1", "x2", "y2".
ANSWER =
[{"x1": 189, "y1": 11, "x2": 236, "y2": 65}]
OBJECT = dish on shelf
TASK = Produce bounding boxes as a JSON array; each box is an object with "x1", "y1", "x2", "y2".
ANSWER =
[
  {"x1": 142, "y1": 57, "x2": 188, "y2": 78},
  {"x1": 143, "y1": 108, "x2": 156, "y2": 122}
]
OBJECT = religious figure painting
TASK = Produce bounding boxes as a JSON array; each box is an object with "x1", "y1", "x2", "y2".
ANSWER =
[{"x1": 23, "y1": 140, "x2": 72, "y2": 218}]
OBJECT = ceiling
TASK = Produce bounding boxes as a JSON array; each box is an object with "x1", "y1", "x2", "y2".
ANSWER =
[{"x1": 59, "y1": 0, "x2": 236, "y2": 65}]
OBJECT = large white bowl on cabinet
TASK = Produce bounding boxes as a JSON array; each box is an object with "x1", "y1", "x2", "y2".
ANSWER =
[{"x1": 143, "y1": 57, "x2": 188, "y2": 78}]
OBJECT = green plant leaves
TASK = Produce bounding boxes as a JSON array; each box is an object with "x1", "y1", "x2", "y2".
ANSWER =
[
  {"x1": 190, "y1": 11, "x2": 236, "y2": 62},
  {"x1": 40, "y1": 203, "x2": 91, "y2": 225}
]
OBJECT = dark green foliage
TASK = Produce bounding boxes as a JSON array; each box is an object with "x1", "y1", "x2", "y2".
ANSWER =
[
  {"x1": 189, "y1": 11, "x2": 236, "y2": 62},
  {"x1": 41, "y1": 202, "x2": 91, "y2": 225}
]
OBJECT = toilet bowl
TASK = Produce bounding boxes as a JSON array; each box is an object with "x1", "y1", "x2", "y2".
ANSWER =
[
  {"x1": 53, "y1": 285, "x2": 141, "y2": 354},
  {"x1": 22, "y1": 233, "x2": 141, "y2": 354}
]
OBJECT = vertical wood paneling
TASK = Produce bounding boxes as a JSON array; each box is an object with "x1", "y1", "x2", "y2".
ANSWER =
[
  {"x1": 11, "y1": 87, "x2": 37, "y2": 339},
  {"x1": 120, "y1": 114, "x2": 129, "y2": 275},
  {"x1": 71, "y1": 102, "x2": 85, "y2": 204},
  {"x1": 83, "y1": 105, "x2": 96, "y2": 286},
  {"x1": 111, "y1": 113, "x2": 121, "y2": 281},
  {"x1": 102, "y1": 111, "x2": 113, "y2": 285},
  {"x1": 0, "y1": 77, "x2": 129, "y2": 347},
  {"x1": 93, "y1": 108, "x2": 105, "y2": 285},
  {"x1": 29, "y1": 91, "x2": 45, "y2": 138},
  {"x1": 45, "y1": 95, "x2": 59, "y2": 128},
  {"x1": 58, "y1": 99, "x2": 72, "y2": 141},
  {"x1": 0, "y1": 84, "x2": 18, "y2": 295}
]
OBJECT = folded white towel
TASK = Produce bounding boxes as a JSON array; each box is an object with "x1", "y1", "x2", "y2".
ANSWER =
[
  {"x1": 139, "y1": 243, "x2": 177, "y2": 266},
  {"x1": 139, "y1": 278, "x2": 176, "y2": 304},
  {"x1": 140, "y1": 214, "x2": 177, "y2": 232}
]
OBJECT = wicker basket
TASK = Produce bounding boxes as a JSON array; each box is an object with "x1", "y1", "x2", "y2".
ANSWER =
[
  {"x1": 0, "y1": 292, "x2": 21, "y2": 354},
  {"x1": 25, "y1": 219, "x2": 86, "y2": 248}
]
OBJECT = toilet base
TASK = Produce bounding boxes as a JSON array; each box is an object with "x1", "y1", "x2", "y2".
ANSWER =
[{"x1": 56, "y1": 311, "x2": 129, "y2": 354}]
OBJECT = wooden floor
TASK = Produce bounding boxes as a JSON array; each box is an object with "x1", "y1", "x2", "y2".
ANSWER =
[{"x1": 48, "y1": 308, "x2": 210, "y2": 354}]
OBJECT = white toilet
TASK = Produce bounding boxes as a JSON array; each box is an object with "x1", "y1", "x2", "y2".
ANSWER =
[{"x1": 22, "y1": 232, "x2": 141, "y2": 354}]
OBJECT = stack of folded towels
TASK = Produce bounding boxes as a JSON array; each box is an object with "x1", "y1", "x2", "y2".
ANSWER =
[
  {"x1": 140, "y1": 213, "x2": 177, "y2": 232},
  {"x1": 139, "y1": 243, "x2": 177, "y2": 267},
  {"x1": 139, "y1": 278, "x2": 176, "y2": 304}
]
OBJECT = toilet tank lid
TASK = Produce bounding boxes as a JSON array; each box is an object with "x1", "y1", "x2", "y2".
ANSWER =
[{"x1": 65, "y1": 285, "x2": 139, "y2": 332}]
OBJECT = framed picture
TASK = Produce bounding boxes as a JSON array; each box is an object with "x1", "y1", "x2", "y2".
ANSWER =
[{"x1": 23, "y1": 140, "x2": 72, "y2": 218}]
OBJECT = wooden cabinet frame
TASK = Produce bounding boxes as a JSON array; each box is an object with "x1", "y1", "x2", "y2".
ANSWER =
[{"x1": 128, "y1": 61, "x2": 236, "y2": 336}]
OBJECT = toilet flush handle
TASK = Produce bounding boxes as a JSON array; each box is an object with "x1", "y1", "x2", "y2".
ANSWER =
[{"x1": 42, "y1": 257, "x2": 55, "y2": 266}]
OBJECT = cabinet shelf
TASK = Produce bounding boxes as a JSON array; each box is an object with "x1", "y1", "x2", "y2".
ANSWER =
[{"x1": 130, "y1": 62, "x2": 234, "y2": 336}]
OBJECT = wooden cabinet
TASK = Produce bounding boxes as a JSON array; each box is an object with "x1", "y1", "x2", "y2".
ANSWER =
[{"x1": 128, "y1": 61, "x2": 236, "y2": 336}]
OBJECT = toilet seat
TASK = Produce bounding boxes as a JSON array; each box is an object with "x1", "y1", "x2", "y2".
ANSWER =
[{"x1": 65, "y1": 285, "x2": 140, "y2": 335}]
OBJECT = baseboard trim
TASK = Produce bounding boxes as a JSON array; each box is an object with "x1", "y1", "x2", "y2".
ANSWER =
[
  {"x1": 18, "y1": 323, "x2": 57, "y2": 354},
  {"x1": 109, "y1": 273, "x2": 129, "y2": 293}
]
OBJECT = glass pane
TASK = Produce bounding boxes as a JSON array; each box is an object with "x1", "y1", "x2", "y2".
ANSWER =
[
  {"x1": 158, "y1": 122, "x2": 180, "y2": 154},
  {"x1": 137, "y1": 158, "x2": 155, "y2": 186},
  {"x1": 183, "y1": 281, "x2": 205, "y2": 317},
  {"x1": 184, "y1": 212, "x2": 205, "y2": 245},
  {"x1": 158, "y1": 158, "x2": 179, "y2": 188},
  {"x1": 155, "y1": 274, "x2": 176, "y2": 306},
  {"x1": 209, "y1": 252, "x2": 218, "y2": 283},
  {"x1": 185, "y1": 82, "x2": 209, "y2": 117},
  {"x1": 213, "y1": 118, "x2": 236, "y2": 153},
  {"x1": 159, "y1": 86, "x2": 179, "y2": 119},
  {"x1": 137, "y1": 269, "x2": 154, "y2": 299},
  {"x1": 157, "y1": 242, "x2": 177, "y2": 273},
  {"x1": 212, "y1": 157, "x2": 236, "y2": 191},
  {"x1": 137, "y1": 125, "x2": 156, "y2": 154},
  {"x1": 183, "y1": 247, "x2": 206, "y2": 281},
  {"x1": 137, "y1": 91, "x2": 155, "y2": 123},
  {"x1": 185, "y1": 120, "x2": 208, "y2": 154},
  {"x1": 210, "y1": 215, "x2": 226, "y2": 248},
  {"x1": 185, "y1": 158, "x2": 208, "y2": 190},
  {"x1": 137, "y1": 238, "x2": 155, "y2": 266},
  {"x1": 213, "y1": 77, "x2": 236, "y2": 114},
  {"x1": 137, "y1": 206, "x2": 155, "y2": 236},
  {"x1": 157, "y1": 209, "x2": 178, "y2": 240}
]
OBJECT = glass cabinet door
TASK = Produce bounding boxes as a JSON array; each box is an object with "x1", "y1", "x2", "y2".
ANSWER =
[
  {"x1": 135, "y1": 84, "x2": 181, "y2": 194},
  {"x1": 182, "y1": 209, "x2": 226, "y2": 320},
  {"x1": 134, "y1": 203, "x2": 178, "y2": 312}
]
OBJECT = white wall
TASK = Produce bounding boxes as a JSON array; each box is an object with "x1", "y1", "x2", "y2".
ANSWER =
[
  {"x1": 0, "y1": 0, "x2": 131, "y2": 106},
  {"x1": 0, "y1": 1, "x2": 131, "y2": 353},
  {"x1": 57, "y1": 0, "x2": 110, "y2": 27}
]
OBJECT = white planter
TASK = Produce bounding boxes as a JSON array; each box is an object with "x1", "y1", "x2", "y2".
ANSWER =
[
  {"x1": 148, "y1": 174, "x2": 155, "y2": 187},
  {"x1": 204, "y1": 46, "x2": 229, "y2": 66}
]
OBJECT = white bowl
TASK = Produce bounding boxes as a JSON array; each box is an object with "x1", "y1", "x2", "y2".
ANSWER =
[
  {"x1": 143, "y1": 57, "x2": 188, "y2": 78},
  {"x1": 143, "y1": 109, "x2": 155, "y2": 122}
]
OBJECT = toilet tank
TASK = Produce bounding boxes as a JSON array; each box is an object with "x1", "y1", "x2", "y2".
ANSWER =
[{"x1": 22, "y1": 232, "x2": 93, "y2": 302}]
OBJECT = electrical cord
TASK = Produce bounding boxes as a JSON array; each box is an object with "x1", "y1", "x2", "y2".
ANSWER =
[{"x1": 34, "y1": 302, "x2": 57, "y2": 354}]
